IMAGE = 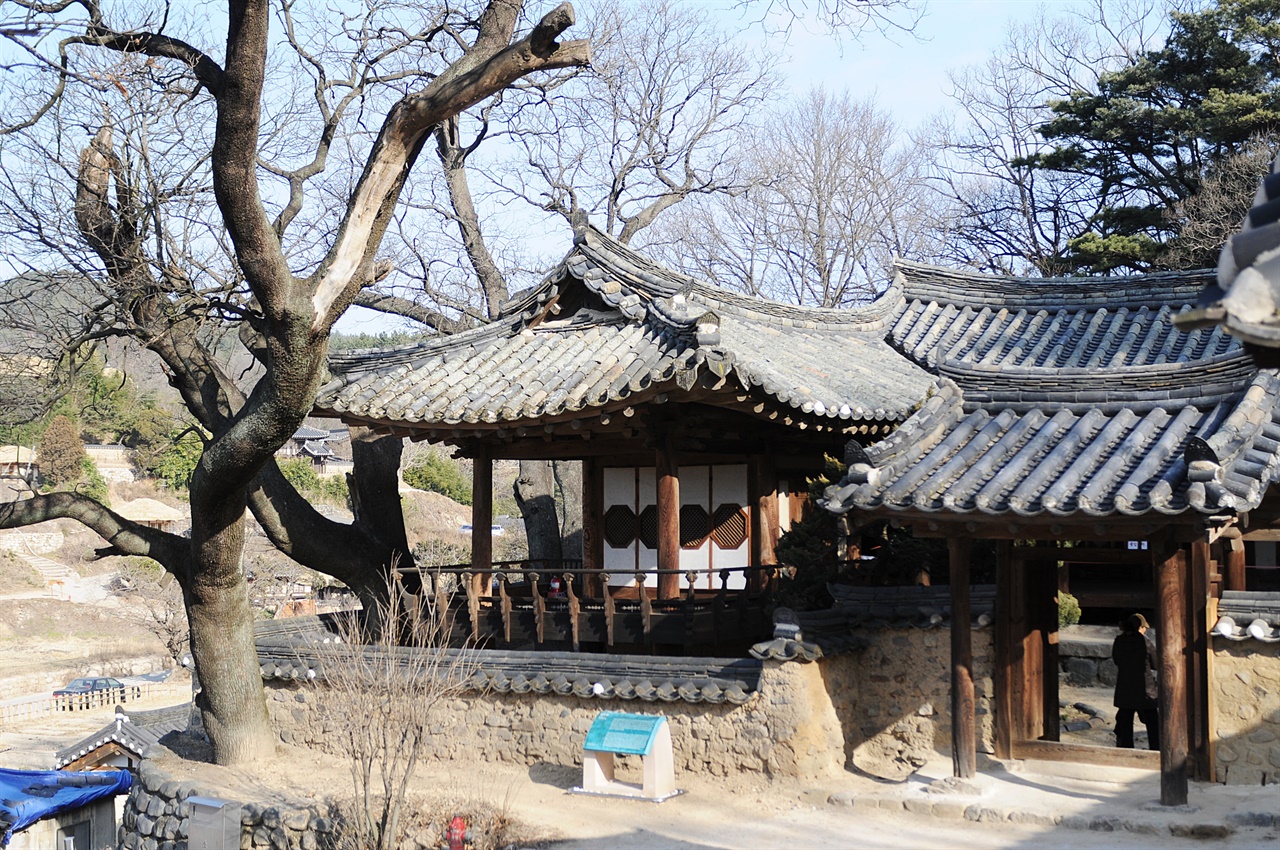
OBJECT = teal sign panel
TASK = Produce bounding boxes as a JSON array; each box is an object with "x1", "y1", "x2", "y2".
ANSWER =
[{"x1": 584, "y1": 712, "x2": 666, "y2": 755}]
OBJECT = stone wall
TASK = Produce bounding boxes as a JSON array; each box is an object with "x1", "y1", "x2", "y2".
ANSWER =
[
  {"x1": 0, "y1": 530, "x2": 63, "y2": 554},
  {"x1": 820, "y1": 625, "x2": 994, "y2": 779},
  {"x1": 119, "y1": 756, "x2": 335, "y2": 850},
  {"x1": 266, "y1": 626, "x2": 989, "y2": 785},
  {"x1": 1212, "y1": 637, "x2": 1280, "y2": 785},
  {"x1": 267, "y1": 660, "x2": 846, "y2": 782}
]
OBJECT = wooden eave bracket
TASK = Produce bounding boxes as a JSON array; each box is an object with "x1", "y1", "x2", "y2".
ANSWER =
[{"x1": 1203, "y1": 513, "x2": 1239, "y2": 545}]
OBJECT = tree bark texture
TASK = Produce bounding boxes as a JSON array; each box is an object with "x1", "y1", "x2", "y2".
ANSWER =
[
  {"x1": 516, "y1": 460, "x2": 562, "y2": 564},
  {"x1": 9, "y1": 0, "x2": 590, "y2": 766}
]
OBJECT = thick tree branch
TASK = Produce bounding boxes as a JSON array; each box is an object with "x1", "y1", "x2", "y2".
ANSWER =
[
  {"x1": 0, "y1": 492, "x2": 190, "y2": 582},
  {"x1": 352, "y1": 291, "x2": 472, "y2": 334},
  {"x1": 310, "y1": 2, "x2": 589, "y2": 332}
]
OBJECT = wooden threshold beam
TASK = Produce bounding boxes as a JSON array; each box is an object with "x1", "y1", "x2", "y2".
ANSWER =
[{"x1": 1011, "y1": 740, "x2": 1159, "y2": 770}]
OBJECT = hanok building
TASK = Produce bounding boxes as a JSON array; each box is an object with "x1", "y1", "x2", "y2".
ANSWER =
[
  {"x1": 316, "y1": 226, "x2": 934, "y2": 649},
  {"x1": 822, "y1": 261, "x2": 1280, "y2": 803}
]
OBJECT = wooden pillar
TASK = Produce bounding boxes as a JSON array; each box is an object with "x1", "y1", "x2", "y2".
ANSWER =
[
  {"x1": 750, "y1": 454, "x2": 779, "y2": 592},
  {"x1": 1155, "y1": 546, "x2": 1189, "y2": 806},
  {"x1": 1224, "y1": 534, "x2": 1246, "y2": 592},
  {"x1": 582, "y1": 457, "x2": 604, "y2": 597},
  {"x1": 656, "y1": 434, "x2": 680, "y2": 600},
  {"x1": 949, "y1": 537, "x2": 976, "y2": 779},
  {"x1": 1188, "y1": 538, "x2": 1211, "y2": 781},
  {"x1": 470, "y1": 445, "x2": 493, "y2": 598},
  {"x1": 993, "y1": 540, "x2": 1014, "y2": 760},
  {"x1": 1040, "y1": 562, "x2": 1061, "y2": 743}
]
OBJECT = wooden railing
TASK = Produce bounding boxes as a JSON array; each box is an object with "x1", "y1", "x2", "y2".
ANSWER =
[
  {"x1": 399, "y1": 562, "x2": 778, "y2": 651},
  {"x1": 1, "y1": 681, "x2": 188, "y2": 725}
]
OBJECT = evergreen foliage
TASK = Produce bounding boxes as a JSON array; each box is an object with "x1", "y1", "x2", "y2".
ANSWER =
[
  {"x1": 403, "y1": 450, "x2": 472, "y2": 505},
  {"x1": 78, "y1": 457, "x2": 110, "y2": 505},
  {"x1": 1025, "y1": 0, "x2": 1280, "y2": 273},
  {"x1": 149, "y1": 429, "x2": 205, "y2": 490},
  {"x1": 38, "y1": 415, "x2": 86, "y2": 485}
]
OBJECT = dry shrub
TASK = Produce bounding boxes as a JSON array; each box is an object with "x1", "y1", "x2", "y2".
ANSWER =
[{"x1": 317, "y1": 571, "x2": 479, "y2": 850}]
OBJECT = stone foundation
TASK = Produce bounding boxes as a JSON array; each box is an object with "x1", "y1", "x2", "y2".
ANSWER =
[
  {"x1": 1212, "y1": 637, "x2": 1280, "y2": 785},
  {"x1": 119, "y1": 755, "x2": 335, "y2": 850}
]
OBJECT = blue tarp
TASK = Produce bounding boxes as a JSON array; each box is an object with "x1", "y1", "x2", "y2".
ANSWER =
[{"x1": 0, "y1": 767, "x2": 131, "y2": 846}]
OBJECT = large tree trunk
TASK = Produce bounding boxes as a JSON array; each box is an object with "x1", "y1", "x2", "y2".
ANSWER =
[
  {"x1": 555, "y1": 461, "x2": 583, "y2": 561},
  {"x1": 186, "y1": 484, "x2": 274, "y2": 763},
  {"x1": 515, "y1": 460, "x2": 562, "y2": 563}
]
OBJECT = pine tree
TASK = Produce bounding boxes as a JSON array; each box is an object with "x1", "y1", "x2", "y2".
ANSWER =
[{"x1": 38, "y1": 415, "x2": 86, "y2": 486}]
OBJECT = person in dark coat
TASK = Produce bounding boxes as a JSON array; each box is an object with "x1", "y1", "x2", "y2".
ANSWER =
[{"x1": 1112, "y1": 612, "x2": 1160, "y2": 750}]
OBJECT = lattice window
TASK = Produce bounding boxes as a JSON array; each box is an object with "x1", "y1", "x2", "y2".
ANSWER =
[
  {"x1": 638, "y1": 505, "x2": 659, "y2": 550},
  {"x1": 711, "y1": 503, "x2": 748, "y2": 549},
  {"x1": 680, "y1": 504, "x2": 710, "y2": 549},
  {"x1": 604, "y1": 505, "x2": 638, "y2": 549}
]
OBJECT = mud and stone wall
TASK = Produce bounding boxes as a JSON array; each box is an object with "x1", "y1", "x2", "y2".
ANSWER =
[
  {"x1": 119, "y1": 755, "x2": 335, "y2": 850},
  {"x1": 819, "y1": 626, "x2": 994, "y2": 780},
  {"x1": 265, "y1": 626, "x2": 989, "y2": 785},
  {"x1": 266, "y1": 659, "x2": 846, "y2": 782},
  {"x1": 1211, "y1": 637, "x2": 1280, "y2": 785}
]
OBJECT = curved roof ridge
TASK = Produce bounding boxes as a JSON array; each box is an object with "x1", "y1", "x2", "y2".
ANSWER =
[
  {"x1": 577, "y1": 226, "x2": 904, "y2": 328},
  {"x1": 893, "y1": 259, "x2": 1214, "y2": 310}
]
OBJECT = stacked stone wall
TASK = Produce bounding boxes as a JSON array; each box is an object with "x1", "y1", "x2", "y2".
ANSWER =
[
  {"x1": 1212, "y1": 638, "x2": 1280, "y2": 785},
  {"x1": 119, "y1": 757, "x2": 335, "y2": 850}
]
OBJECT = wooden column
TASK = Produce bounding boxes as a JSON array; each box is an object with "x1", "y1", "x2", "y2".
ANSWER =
[
  {"x1": 750, "y1": 455, "x2": 779, "y2": 592},
  {"x1": 656, "y1": 434, "x2": 680, "y2": 600},
  {"x1": 582, "y1": 457, "x2": 604, "y2": 597},
  {"x1": 1188, "y1": 538, "x2": 1211, "y2": 781},
  {"x1": 470, "y1": 445, "x2": 493, "y2": 598},
  {"x1": 993, "y1": 540, "x2": 1014, "y2": 760},
  {"x1": 1224, "y1": 534, "x2": 1246, "y2": 592},
  {"x1": 1040, "y1": 562, "x2": 1061, "y2": 743},
  {"x1": 1155, "y1": 546, "x2": 1189, "y2": 806},
  {"x1": 949, "y1": 537, "x2": 976, "y2": 779}
]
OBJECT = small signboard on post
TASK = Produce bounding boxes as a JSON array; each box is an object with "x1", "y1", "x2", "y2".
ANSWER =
[{"x1": 573, "y1": 711, "x2": 682, "y2": 802}]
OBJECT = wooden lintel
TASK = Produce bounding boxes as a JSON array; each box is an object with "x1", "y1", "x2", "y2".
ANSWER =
[{"x1": 904, "y1": 515, "x2": 1191, "y2": 543}]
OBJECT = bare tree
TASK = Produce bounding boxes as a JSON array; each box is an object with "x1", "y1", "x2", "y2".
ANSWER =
[
  {"x1": 1162, "y1": 134, "x2": 1278, "y2": 270},
  {"x1": 647, "y1": 88, "x2": 935, "y2": 307},
  {"x1": 113, "y1": 558, "x2": 189, "y2": 666},
  {"x1": 0, "y1": 0, "x2": 589, "y2": 765},
  {"x1": 492, "y1": 0, "x2": 777, "y2": 245},
  {"x1": 923, "y1": 0, "x2": 1172, "y2": 275},
  {"x1": 318, "y1": 573, "x2": 476, "y2": 850}
]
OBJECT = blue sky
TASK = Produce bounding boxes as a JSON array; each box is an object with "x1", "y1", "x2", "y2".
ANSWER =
[
  {"x1": 780, "y1": 0, "x2": 1051, "y2": 128},
  {"x1": 337, "y1": 0, "x2": 1058, "y2": 334}
]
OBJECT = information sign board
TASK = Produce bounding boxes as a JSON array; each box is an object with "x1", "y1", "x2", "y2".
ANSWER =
[{"x1": 583, "y1": 712, "x2": 665, "y2": 756}]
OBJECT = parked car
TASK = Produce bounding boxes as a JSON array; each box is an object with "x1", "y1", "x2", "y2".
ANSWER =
[{"x1": 52, "y1": 677, "x2": 128, "y2": 706}]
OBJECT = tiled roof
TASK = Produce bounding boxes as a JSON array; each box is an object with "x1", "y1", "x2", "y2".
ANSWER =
[
  {"x1": 54, "y1": 704, "x2": 189, "y2": 768},
  {"x1": 292, "y1": 425, "x2": 332, "y2": 440},
  {"x1": 827, "y1": 372, "x2": 1280, "y2": 517},
  {"x1": 316, "y1": 227, "x2": 936, "y2": 430},
  {"x1": 1212, "y1": 590, "x2": 1280, "y2": 642},
  {"x1": 1175, "y1": 158, "x2": 1280, "y2": 346},
  {"x1": 255, "y1": 617, "x2": 760, "y2": 705},
  {"x1": 824, "y1": 262, "x2": 1280, "y2": 521},
  {"x1": 299, "y1": 440, "x2": 336, "y2": 458}
]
